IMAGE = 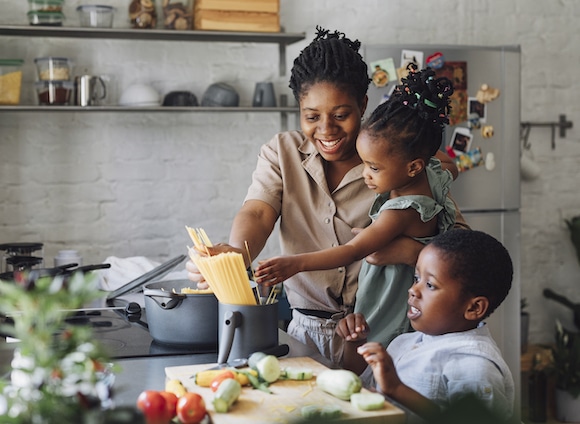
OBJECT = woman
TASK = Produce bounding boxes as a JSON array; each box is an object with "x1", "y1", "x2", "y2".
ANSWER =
[{"x1": 187, "y1": 27, "x2": 467, "y2": 365}]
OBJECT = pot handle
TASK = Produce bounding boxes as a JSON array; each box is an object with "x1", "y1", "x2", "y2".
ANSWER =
[
  {"x1": 144, "y1": 288, "x2": 185, "y2": 310},
  {"x1": 217, "y1": 310, "x2": 241, "y2": 364}
]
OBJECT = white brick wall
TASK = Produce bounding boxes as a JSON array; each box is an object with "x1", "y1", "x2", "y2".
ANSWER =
[{"x1": 1, "y1": 0, "x2": 579, "y2": 345}]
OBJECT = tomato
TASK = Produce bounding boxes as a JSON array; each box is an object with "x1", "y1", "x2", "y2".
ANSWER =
[
  {"x1": 176, "y1": 392, "x2": 207, "y2": 424},
  {"x1": 159, "y1": 391, "x2": 178, "y2": 420},
  {"x1": 210, "y1": 370, "x2": 236, "y2": 392},
  {"x1": 136, "y1": 390, "x2": 168, "y2": 424}
]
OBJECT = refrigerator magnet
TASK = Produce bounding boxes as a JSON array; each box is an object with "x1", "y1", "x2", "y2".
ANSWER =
[
  {"x1": 468, "y1": 97, "x2": 486, "y2": 125},
  {"x1": 450, "y1": 127, "x2": 473, "y2": 154},
  {"x1": 454, "y1": 147, "x2": 484, "y2": 173},
  {"x1": 485, "y1": 152, "x2": 496, "y2": 171},
  {"x1": 481, "y1": 125, "x2": 494, "y2": 139},
  {"x1": 370, "y1": 58, "x2": 397, "y2": 88},
  {"x1": 426, "y1": 52, "x2": 445, "y2": 69},
  {"x1": 475, "y1": 83, "x2": 500, "y2": 104},
  {"x1": 401, "y1": 49, "x2": 424, "y2": 70}
]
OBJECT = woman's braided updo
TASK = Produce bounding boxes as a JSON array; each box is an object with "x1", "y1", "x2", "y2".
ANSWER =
[
  {"x1": 289, "y1": 26, "x2": 370, "y2": 106},
  {"x1": 363, "y1": 65, "x2": 454, "y2": 160}
]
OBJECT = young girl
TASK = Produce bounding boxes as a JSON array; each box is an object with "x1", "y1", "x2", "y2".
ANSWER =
[
  {"x1": 337, "y1": 229, "x2": 515, "y2": 421},
  {"x1": 255, "y1": 66, "x2": 458, "y2": 346}
]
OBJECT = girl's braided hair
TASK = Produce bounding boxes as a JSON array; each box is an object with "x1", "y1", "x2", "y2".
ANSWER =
[
  {"x1": 363, "y1": 65, "x2": 454, "y2": 160},
  {"x1": 289, "y1": 26, "x2": 370, "y2": 106}
]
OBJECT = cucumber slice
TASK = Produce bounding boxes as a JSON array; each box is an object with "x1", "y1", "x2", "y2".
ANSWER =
[
  {"x1": 255, "y1": 355, "x2": 281, "y2": 383},
  {"x1": 247, "y1": 351, "x2": 268, "y2": 370},
  {"x1": 281, "y1": 367, "x2": 314, "y2": 380},
  {"x1": 301, "y1": 405, "x2": 321, "y2": 419},
  {"x1": 301, "y1": 405, "x2": 342, "y2": 420},
  {"x1": 350, "y1": 392, "x2": 386, "y2": 411}
]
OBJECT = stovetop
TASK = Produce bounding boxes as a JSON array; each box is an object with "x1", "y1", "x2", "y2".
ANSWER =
[{"x1": 66, "y1": 307, "x2": 217, "y2": 359}]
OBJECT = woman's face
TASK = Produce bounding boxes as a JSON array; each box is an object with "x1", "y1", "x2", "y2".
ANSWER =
[{"x1": 299, "y1": 81, "x2": 367, "y2": 163}]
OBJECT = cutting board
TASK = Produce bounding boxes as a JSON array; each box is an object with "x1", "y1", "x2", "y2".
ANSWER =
[{"x1": 165, "y1": 357, "x2": 405, "y2": 424}]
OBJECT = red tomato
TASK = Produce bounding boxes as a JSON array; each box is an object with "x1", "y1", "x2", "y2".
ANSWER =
[
  {"x1": 210, "y1": 371, "x2": 236, "y2": 392},
  {"x1": 176, "y1": 392, "x2": 207, "y2": 424},
  {"x1": 159, "y1": 391, "x2": 178, "y2": 420},
  {"x1": 136, "y1": 390, "x2": 167, "y2": 424}
]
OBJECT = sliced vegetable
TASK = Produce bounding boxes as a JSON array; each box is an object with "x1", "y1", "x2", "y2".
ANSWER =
[
  {"x1": 210, "y1": 370, "x2": 236, "y2": 392},
  {"x1": 255, "y1": 355, "x2": 281, "y2": 383},
  {"x1": 301, "y1": 404, "x2": 342, "y2": 420},
  {"x1": 247, "y1": 351, "x2": 268, "y2": 370},
  {"x1": 165, "y1": 378, "x2": 187, "y2": 397},
  {"x1": 281, "y1": 367, "x2": 314, "y2": 380},
  {"x1": 245, "y1": 371, "x2": 272, "y2": 393},
  {"x1": 350, "y1": 392, "x2": 386, "y2": 411},
  {"x1": 194, "y1": 369, "x2": 255, "y2": 387},
  {"x1": 212, "y1": 378, "x2": 242, "y2": 413},
  {"x1": 316, "y1": 369, "x2": 362, "y2": 401}
]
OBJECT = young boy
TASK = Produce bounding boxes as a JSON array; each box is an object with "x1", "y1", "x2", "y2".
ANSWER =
[{"x1": 336, "y1": 229, "x2": 515, "y2": 421}]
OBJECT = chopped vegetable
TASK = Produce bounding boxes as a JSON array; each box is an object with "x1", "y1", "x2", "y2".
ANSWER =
[
  {"x1": 281, "y1": 367, "x2": 314, "y2": 380},
  {"x1": 212, "y1": 378, "x2": 242, "y2": 413},
  {"x1": 247, "y1": 351, "x2": 268, "y2": 370},
  {"x1": 301, "y1": 404, "x2": 342, "y2": 420},
  {"x1": 194, "y1": 369, "x2": 255, "y2": 387},
  {"x1": 316, "y1": 369, "x2": 362, "y2": 401},
  {"x1": 255, "y1": 355, "x2": 281, "y2": 383},
  {"x1": 165, "y1": 379, "x2": 187, "y2": 397},
  {"x1": 350, "y1": 392, "x2": 386, "y2": 411}
]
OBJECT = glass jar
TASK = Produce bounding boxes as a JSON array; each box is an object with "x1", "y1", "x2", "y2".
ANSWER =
[
  {"x1": 162, "y1": 0, "x2": 192, "y2": 30},
  {"x1": 129, "y1": 0, "x2": 157, "y2": 29}
]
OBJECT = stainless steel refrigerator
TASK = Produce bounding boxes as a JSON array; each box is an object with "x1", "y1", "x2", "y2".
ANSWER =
[{"x1": 363, "y1": 44, "x2": 522, "y2": 415}]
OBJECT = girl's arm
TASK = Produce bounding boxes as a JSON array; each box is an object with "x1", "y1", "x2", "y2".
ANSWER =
[{"x1": 255, "y1": 208, "x2": 419, "y2": 286}]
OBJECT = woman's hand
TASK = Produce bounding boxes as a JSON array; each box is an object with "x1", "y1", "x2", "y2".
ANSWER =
[{"x1": 186, "y1": 243, "x2": 245, "y2": 290}]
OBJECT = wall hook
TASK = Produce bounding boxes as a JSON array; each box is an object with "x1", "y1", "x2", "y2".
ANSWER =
[{"x1": 520, "y1": 114, "x2": 574, "y2": 150}]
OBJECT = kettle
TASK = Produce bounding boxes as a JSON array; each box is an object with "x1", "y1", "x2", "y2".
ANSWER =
[{"x1": 74, "y1": 75, "x2": 107, "y2": 106}]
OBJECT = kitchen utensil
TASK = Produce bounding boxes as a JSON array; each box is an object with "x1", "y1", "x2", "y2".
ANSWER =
[
  {"x1": 205, "y1": 343, "x2": 289, "y2": 371},
  {"x1": 105, "y1": 254, "x2": 186, "y2": 300},
  {"x1": 201, "y1": 82, "x2": 239, "y2": 107},
  {"x1": 217, "y1": 300, "x2": 279, "y2": 364},
  {"x1": 34, "y1": 57, "x2": 72, "y2": 81},
  {"x1": 35, "y1": 80, "x2": 74, "y2": 105},
  {"x1": 544, "y1": 289, "x2": 580, "y2": 330},
  {"x1": 162, "y1": 90, "x2": 198, "y2": 106},
  {"x1": 76, "y1": 5, "x2": 115, "y2": 28},
  {"x1": 144, "y1": 279, "x2": 218, "y2": 347},
  {"x1": 119, "y1": 83, "x2": 160, "y2": 106},
  {"x1": 74, "y1": 74, "x2": 107, "y2": 106},
  {"x1": 252, "y1": 81, "x2": 276, "y2": 107}
]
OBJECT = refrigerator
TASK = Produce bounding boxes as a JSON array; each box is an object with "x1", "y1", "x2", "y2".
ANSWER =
[{"x1": 363, "y1": 45, "x2": 522, "y2": 416}]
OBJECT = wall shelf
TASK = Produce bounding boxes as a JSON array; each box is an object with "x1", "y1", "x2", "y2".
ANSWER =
[{"x1": 0, "y1": 105, "x2": 299, "y2": 113}]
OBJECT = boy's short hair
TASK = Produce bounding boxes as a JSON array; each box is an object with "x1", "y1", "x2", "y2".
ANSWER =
[{"x1": 429, "y1": 229, "x2": 513, "y2": 318}]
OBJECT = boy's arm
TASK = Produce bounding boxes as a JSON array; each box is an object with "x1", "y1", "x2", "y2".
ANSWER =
[
  {"x1": 336, "y1": 313, "x2": 370, "y2": 375},
  {"x1": 357, "y1": 343, "x2": 441, "y2": 420}
]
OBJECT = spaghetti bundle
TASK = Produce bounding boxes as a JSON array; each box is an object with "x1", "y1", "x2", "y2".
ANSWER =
[{"x1": 186, "y1": 227, "x2": 257, "y2": 306}]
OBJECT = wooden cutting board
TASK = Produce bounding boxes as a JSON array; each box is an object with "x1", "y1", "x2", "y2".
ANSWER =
[{"x1": 165, "y1": 357, "x2": 405, "y2": 424}]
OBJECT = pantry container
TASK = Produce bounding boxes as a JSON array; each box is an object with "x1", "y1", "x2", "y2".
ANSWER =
[
  {"x1": 0, "y1": 59, "x2": 24, "y2": 105},
  {"x1": 35, "y1": 80, "x2": 74, "y2": 105},
  {"x1": 28, "y1": 0, "x2": 64, "y2": 13},
  {"x1": 34, "y1": 57, "x2": 73, "y2": 81},
  {"x1": 27, "y1": 10, "x2": 65, "y2": 26},
  {"x1": 76, "y1": 5, "x2": 115, "y2": 28}
]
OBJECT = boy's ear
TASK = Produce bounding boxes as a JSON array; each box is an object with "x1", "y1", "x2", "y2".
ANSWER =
[
  {"x1": 464, "y1": 296, "x2": 489, "y2": 321},
  {"x1": 408, "y1": 158, "x2": 425, "y2": 177}
]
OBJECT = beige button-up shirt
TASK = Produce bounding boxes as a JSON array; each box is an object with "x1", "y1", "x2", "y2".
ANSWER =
[{"x1": 245, "y1": 131, "x2": 374, "y2": 312}]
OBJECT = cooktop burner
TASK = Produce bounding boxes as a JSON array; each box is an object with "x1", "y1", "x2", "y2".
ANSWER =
[{"x1": 66, "y1": 308, "x2": 216, "y2": 359}]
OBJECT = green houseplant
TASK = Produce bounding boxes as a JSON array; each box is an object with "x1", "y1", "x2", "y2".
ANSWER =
[
  {"x1": 0, "y1": 272, "x2": 115, "y2": 423},
  {"x1": 549, "y1": 320, "x2": 580, "y2": 422}
]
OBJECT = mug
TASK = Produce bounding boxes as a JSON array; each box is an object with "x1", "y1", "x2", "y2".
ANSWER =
[
  {"x1": 75, "y1": 75, "x2": 107, "y2": 106},
  {"x1": 252, "y1": 82, "x2": 276, "y2": 107},
  {"x1": 217, "y1": 300, "x2": 279, "y2": 363}
]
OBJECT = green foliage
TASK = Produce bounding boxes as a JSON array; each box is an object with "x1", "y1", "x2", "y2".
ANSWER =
[
  {"x1": 0, "y1": 272, "x2": 115, "y2": 423},
  {"x1": 549, "y1": 320, "x2": 580, "y2": 399}
]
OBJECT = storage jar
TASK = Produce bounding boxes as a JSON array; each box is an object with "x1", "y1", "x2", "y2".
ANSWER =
[{"x1": 0, "y1": 59, "x2": 24, "y2": 105}]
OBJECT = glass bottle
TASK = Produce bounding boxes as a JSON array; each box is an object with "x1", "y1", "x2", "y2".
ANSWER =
[
  {"x1": 129, "y1": 0, "x2": 157, "y2": 29},
  {"x1": 162, "y1": 0, "x2": 193, "y2": 30}
]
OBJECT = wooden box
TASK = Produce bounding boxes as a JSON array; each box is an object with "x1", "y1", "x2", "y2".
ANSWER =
[{"x1": 194, "y1": 0, "x2": 280, "y2": 32}]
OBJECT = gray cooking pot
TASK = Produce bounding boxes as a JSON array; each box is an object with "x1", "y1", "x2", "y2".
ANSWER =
[{"x1": 143, "y1": 279, "x2": 218, "y2": 348}]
